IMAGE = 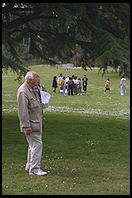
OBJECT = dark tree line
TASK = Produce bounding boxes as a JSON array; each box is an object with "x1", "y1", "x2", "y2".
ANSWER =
[{"x1": 2, "y1": 3, "x2": 130, "y2": 79}]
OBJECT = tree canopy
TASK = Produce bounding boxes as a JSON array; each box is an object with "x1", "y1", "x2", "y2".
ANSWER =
[{"x1": 2, "y1": 3, "x2": 130, "y2": 79}]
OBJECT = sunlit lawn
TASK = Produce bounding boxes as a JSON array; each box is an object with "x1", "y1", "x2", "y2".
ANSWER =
[{"x1": 2, "y1": 65, "x2": 130, "y2": 195}]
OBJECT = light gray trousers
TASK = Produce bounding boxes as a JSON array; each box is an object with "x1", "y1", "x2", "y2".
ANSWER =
[{"x1": 25, "y1": 131, "x2": 43, "y2": 174}]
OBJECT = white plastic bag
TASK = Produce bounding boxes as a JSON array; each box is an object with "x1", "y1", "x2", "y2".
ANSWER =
[{"x1": 40, "y1": 91, "x2": 51, "y2": 108}]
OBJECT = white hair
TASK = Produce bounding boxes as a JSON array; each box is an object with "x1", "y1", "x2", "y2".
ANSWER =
[{"x1": 25, "y1": 72, "x2": 34, "y2": 81}]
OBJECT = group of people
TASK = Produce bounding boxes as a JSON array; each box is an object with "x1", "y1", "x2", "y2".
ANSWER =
[
  {"x1": 104, "y1": 76, "x2": 126, "y2": 95},
  {"x1": 52, "y1": 73, "x2": 88, "y2": 96},
  {"x1": 53, "y1": 73, "x2": 126, "y2": 96}
]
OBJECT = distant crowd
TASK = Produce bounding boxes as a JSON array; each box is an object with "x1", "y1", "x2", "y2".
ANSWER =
[
  {"x1": 52, "y1": 73, "x2": 126, "y2": 96},
  {"x1": 52, "y1": 73, "x2": 88, "y2": 96}
]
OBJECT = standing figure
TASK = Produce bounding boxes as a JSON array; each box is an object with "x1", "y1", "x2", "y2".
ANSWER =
[
  {"x1": 67, "y1": 77, "x2": 74, "y2": 95},
  {"x1": 60, "y1": 77, "x2": 65, "y2": 94},
  {"x1": 17, "y1": 71, "x2": 47, "y2": 176},
  {"x1": 120, "y1": 75, "x2": 126, "y2": 95},
  {"x1": 62, "y1": 77, "x2": 67, "y2": 96},
  {"x1": 57, "y1": 73, "x2": 63, "y2": 93},
  {"x1": 73, "y1": 76, "x2": 78, "y2": 95},
  {"x1": 52, "y1": 76, "x2": 57, "y2": 93},
  {"x1": 82, "y1": 75, "x2": 88, "y2": 93},
  {"x1": 104, "y1": 78, "x2": 111, "y2": 93},
  {"x1": 77, "y1": 78, "x2": 82, "y2": 95},
  {"x1": 65, "y1": 76, "x2": 69, "y2": 94}
]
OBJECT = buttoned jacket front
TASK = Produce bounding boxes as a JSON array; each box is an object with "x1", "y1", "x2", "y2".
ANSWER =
[{"x1": 17, "y1": 82, "x2": 44, "y2": 133}]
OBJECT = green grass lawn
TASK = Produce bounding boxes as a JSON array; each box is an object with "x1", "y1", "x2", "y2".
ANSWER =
[{"x1": 2, "y1": 65, "x2": 130, "y2": 195}]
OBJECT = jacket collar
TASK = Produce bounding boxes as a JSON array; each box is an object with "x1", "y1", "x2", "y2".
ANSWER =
[{"x1": 24, "y1": 82, "x2": 33, "y2": 92}]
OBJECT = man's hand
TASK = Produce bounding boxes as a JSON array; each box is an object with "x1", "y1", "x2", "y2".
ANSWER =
[{"x1": 25, "y1": 127, "x2": 32, "y2": 135}]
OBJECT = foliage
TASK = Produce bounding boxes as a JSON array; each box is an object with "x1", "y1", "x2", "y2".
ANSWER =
[{"x1": 2, "y1": 3, "x2": 130, "y2": 79}]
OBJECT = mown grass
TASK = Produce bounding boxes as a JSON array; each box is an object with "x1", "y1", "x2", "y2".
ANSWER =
[{"x1": 2, "y1": 65, "x2": 130, "y2": 195}]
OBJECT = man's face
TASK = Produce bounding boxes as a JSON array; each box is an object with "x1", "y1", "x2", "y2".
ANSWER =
[{"x1": 31, "y1": 74, "x2": 40, "y2": 87}]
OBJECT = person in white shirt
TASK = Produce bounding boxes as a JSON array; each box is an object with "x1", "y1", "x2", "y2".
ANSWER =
[
  {"x1": 65, "y1": 76, "x2": 69, "y2": 94},
  {"x1": 120, "y1": 75, "x2": 126, "y2": 95},
  {"x1": 77, "y1": 78, "x2": 82, "y2": 95}
]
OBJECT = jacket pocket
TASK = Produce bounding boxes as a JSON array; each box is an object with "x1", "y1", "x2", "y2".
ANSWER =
[{"x1": 30, "y1": 120, "x2": 40, "y2": 132}]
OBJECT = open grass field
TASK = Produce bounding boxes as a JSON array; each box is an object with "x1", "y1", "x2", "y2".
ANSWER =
[{"x1": 2, "y1": 65, "x2": 130, "y2": 195}]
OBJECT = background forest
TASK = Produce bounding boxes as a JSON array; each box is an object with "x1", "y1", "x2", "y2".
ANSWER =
[{"x1": 2, "y1": 3, "x2": 130, "y2": 79}]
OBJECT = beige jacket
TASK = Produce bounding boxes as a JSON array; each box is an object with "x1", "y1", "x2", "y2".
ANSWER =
[{"x1": 17, "y1": 82, "x2": 45, "y2": 133}]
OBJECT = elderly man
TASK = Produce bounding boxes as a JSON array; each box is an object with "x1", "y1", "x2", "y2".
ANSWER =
[{"x1": 17, "y1": 71, "x2": 47, "y2": 176}]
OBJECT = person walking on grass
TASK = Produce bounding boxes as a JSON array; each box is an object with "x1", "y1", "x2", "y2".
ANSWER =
[
  {"x1": 73, "y1": 76, "x2": 78, "y2": 95},
  {"x1": 17, "y1": 71, "x2": 47, "y2": 176},
  {"x1": 120, "y1": 75, "x2": 126, "y2": 96},
  {"x1": 52, "y1": 76, "x2": 57, "y2": 93},
  {"x1": 62, "y1": 76, "x2": 67, "y2": 96},
  {"x1": 57, "y1": 73, "x2": 63, "y2": 93},
  {"x1": 82, "y1": 74, "x2": 88, "y2": 93},
  {"x1": 67, "y1": 77, "x2": 74, "y2": 96},
  {"x1": 60, "y1": 76, "x2": 65, "y2": 94},
  {"x1": 104, "y1": 78, "x2": 111, "y2": 93},
  {"x1": 77, "y1": 78, "x2": 82, "y2": 95}
]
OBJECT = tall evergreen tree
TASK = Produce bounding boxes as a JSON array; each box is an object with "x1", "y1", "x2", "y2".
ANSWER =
[{"x1": 2, "y1": 3, "x2": 130, "y2": 79}]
